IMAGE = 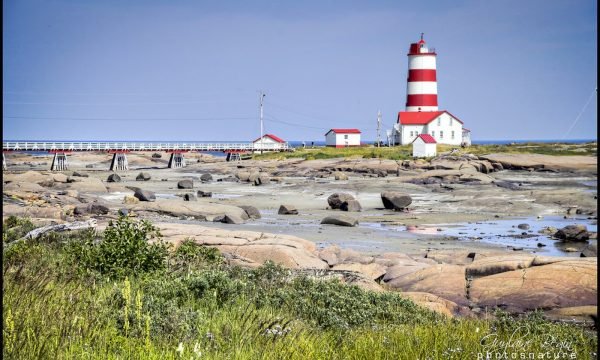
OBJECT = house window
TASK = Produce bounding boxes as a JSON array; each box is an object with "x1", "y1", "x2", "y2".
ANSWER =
[
  {"x1": 410, "y1": 131, "x2": 413, "y2": 137},
  {"x1": 431, "y1": 131, "x2": 435, "y2": 137},
  {"x1": 449, "y1": 118, "x2": 453, "y2": 126},
  {"x1": 344, "y1": 134, "x2": 348, "y2": 139},
  {"x1": 440, "y1": 131, "x2": 444, "y2": 139},
  {"x1": 437, "y1": 117, "x2": 441, "y2": 126},
  {"x1": 451, "y1": 131, "x2": 455, "y2": 139}
]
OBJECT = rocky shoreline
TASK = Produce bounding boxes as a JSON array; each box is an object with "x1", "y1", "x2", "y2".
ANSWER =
[{"x1": 2, "y1": 150, "x2": 597, "y2": 321}]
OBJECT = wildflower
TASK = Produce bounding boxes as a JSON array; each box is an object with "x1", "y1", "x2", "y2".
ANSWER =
[
  {"x1": 475, "y1": 327, "x2": 480, "y2": 333},
  {"x1": 193, "y1": 342, "x2": 202, "y2": 357},
  {"x1": 176, "y1": 342, "x2": 184, "y2": 356},
  {"x1": 205, "y1": 332, "x2": 214, "y2": 341}
]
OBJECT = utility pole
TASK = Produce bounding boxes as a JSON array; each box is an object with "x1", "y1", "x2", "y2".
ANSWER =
[
  {"x1": 376, "y1": 110, "x2": 381, "y2": 147},
  {"x1": 259, "y1": 91, "x2": 266, "y2": 154}
]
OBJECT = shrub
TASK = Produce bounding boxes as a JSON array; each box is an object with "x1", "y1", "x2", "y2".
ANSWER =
[
  {"x1": 173, "y1": 238, "x2": 224, "y2": 270},
  {"x1": 68, "y1": 216, "x2": 169, "y2": 279},
  {"x1": 2, "y1": 216, "x2": 36, "y2": 243}
]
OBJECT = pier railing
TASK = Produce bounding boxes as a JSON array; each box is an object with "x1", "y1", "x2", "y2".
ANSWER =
[{"x1": 2, "y1": 141, "x2": 290, "y2": 152}]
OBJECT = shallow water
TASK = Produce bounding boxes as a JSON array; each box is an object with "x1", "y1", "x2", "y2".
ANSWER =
[{"x1": 413, "y1": 216, "x2": 597, "y2": 257}]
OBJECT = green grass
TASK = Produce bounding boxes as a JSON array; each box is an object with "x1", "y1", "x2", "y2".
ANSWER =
[
  {"x1": 253, "y1": 142, "x2": 597, "y2": 160},
  {"x1": 3, "y1": 216, "x2": 598, "y2": 359}
]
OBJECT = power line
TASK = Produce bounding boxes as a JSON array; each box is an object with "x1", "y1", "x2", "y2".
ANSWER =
[
  {"x1": 562, "y1": 87, "x2": 596, "y2": 139},
  {"x1": 264, "y1": 113, "x2": 328, "y2": 130},
  {"x1": 3, "y1": 100, "x2": 251, "y2": 106},
  {"x1": 3, "y1": 115, "x2": 256, "y2": 122}
]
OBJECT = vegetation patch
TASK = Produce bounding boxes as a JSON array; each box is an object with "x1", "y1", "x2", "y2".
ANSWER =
[{"x1": 3, "y1": 216, "x2": 597, "y2": 359}]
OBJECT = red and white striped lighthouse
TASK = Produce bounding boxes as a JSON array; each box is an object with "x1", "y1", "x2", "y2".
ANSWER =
[{"x1": 405, "y1": 33, "x2": 438, "y2": 112}]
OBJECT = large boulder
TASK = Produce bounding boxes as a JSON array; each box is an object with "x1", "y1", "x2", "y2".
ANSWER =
[
  {"x1": 107, "y1": 174, "x2": 122, "y2": 183},
  {"x1": 200, "y1": 173, "x2": 213, "y2": 183},
  {"x1": 327, "y1": 193, "x2": 356, "y2": 210},
  {"x1": 177, "y1": 179, "x2": 194, "y2": 189},
  {"x1": 321, "y1": 214, "x2": 358, "y2": 227},
  {"x1": 74, "y1": 203, "x2": 110, "y2": 216},
  {"x1": 134, "y1": 189, "x2": 156, "y2": 202},
  {"x1": 554, "y1": 225, "x2": 590, "y2": 242},
  {"x1": 220, "y1": 214, "x2": 245, "y2": 224},
  {"x1": 340, "y1": 200, "x2": 362, "y2": 212},
  {"x1": 123, "y1": 195, "x2": 140, "y2": 204},
  {"x1": 581, "y1": 243, "x2": 597, "y2": 257},
  {"x1": 239, "y1": 205, "x2": 261, "y2": 219},
  {"x1": 151, "y1": 153, "x2": 162, "y2": 158},
  {"x1": 136, "y1": 172, "x2": 151, "y2": 181},
  {"x1": 183, "y1": 193, "x2": 197, "y2": 201},
  {"x1": 197, "y1": 190, "x2": 212, "y2": 198},
  {"x1": 235, "y1": 171, "x2": 251, "y2": 182},
  {"x1": 253, "y1": 173, "x2": 270, "y2": 186},
  {"x1": 319, "y1": 246, "x2": 340, "y2": 266},
  {"x1": 278, "y1": 205, "x2": 298, "y2": 215},
  {"x1": 381, "y1": 191, "x2": 412, "y2": 210}
]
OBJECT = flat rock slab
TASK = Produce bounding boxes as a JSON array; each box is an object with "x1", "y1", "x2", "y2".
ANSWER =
[
  {"x1": 479, "y1": 154, "x2": 597, "y2": 172},
  {"x1": 470, "y1": 258, "x2": 597, "y2": 312},
  {"x1": 387, "y1": 264, "x2": 468, "y2": 305},
  {"x1": 157, "y1": 222, "x2": 327, "y2": 270},
  {"x1": 128, "y1": 199, "x2": 247, "y2": 221},
  {"x1": 466, "y1": 254, "x2": 535, "y2": 277}
]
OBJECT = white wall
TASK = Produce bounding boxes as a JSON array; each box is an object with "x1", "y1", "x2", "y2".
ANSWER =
[
  {"x1": 325, "y1": 132, "x2": 361, "y2": 146},
  {"x1": 426, "y1": 113, "x2": 463, "y2": 146},
  {"x1": 400, "y1": 125, "x2": 426, "y2": 145},
  {"x1": 412, "y1": 140, "x2": 437, "y2": 157}
]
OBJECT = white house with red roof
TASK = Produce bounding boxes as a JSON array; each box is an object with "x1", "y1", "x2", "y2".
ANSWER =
[
  {"x1": 412, "y1": 133, "x2": 437, "y2": 157},
  {"x1": 394, "y1": 110, "x2": 469, "y2": 146},
  {"x1": 252, "y1": 134, "x2": 286, "y2": 151},
  {"x1": 325, "y1": 128, "x2": 361, "y2": 147}
]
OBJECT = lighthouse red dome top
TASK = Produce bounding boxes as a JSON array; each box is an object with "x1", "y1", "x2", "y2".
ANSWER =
[{"x1": 408, "y1": 33, "x2": 436, "y2": 56}]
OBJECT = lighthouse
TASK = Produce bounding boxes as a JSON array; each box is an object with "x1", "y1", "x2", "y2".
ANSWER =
[
  {"x1": 405, "y1": 33, "x2": 438, "y2": 112},
  {"x1": 394, "y1": 34, "x2": 471, "y2": 146}
]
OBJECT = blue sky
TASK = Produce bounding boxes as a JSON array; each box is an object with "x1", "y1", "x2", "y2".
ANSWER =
[{"x1": 3, "y1": 0, "x2": 597, "y2": 141}]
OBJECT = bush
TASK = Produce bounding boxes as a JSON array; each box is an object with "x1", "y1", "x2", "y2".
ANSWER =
[
  {"x1": 2, "y1": 216, "x2": 36, "y2": 243},
  {"x1": 173, "y1": 238, "x2": 224, "y2": 270},
  {"x1": 68, "y1": 216, "x2": 169, "y2": 279}
]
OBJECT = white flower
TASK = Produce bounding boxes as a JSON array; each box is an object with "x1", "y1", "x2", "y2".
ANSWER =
[
  {"x1": 475, "y1": 327, "x2": 480, "y2": 333},
  {"x1": 176, "y1": 342, "x2": 184, "y2": 355}
]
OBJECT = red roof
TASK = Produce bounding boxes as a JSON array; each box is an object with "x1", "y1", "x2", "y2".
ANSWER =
[
  {"x1": 398, "y1": 110, "x2": 464, "y2": 125},
  {"x1": 325, "y1": 128, "x2": 361, "y2": 135},
  {"x1": 253, "y1": 134, "x2": 285, "y2": 143},
  {"x1": 414, "y1": 134, "x2": 437, "y2": 144}
]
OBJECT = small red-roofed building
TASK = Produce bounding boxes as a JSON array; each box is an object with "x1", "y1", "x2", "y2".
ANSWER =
[
  {"x1": 252, "y1": 134, "x2": 286, "y2": 152},
  {"x1": 325, "y1": 128, "x2": 361, "y2": 147},
  {"x1": 412, "y1": 133, "x2": 437, "y2": 157}
]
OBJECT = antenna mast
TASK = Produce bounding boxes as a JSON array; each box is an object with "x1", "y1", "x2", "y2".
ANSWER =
[
  {"x1": 259, "y1": 91, "x2": 266, "y2": 154},
  {"x1": 376, "y1": 110, "x2": 382, "y2": 147}
]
